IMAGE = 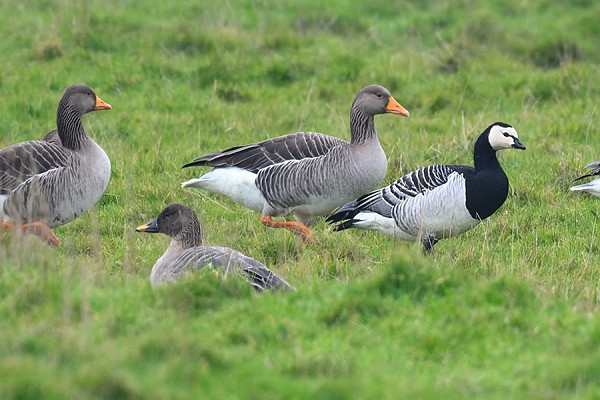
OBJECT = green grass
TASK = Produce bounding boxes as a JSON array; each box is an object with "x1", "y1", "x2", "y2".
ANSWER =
[{"x1": 2, "y1": 0, "x2": 600, "y2": 398}]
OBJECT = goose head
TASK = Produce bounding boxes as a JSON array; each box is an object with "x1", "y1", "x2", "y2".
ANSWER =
[
  {"x1": 352, "y1": 85, "x2": 409, "y2": 117},
  {"x1": 136, "y1": 204, "x2": 203, "y2": 247},
  {"x1": 58, "y1": 84, "x2": 112, "y2": 117},
  {"x1": 487, "y1": 122, "x2": 526, "y2": 151}
]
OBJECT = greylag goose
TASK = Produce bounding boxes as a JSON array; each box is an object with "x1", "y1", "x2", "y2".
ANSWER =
[
  {"x1": 181, "y1": 85, "x2": 409, "y2": 242},
  {"x1": 570, "y1": 161, "x2": 600, "y2": 197},
  {"x1": 327, "y1": 122, "x2": 526, "y2": 252},
  {"x1": 0, "y1": 84, "x2": 112, "y2": 245},
  {"x1": 136, "y1": 204, "x2": 294, "y2": 291}
]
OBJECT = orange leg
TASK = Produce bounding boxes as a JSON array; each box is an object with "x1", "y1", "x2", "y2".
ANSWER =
[
  {"x1": 2, "y1": 220, "x2": 60, "y2": 246},
  {"x1": 260, "y1": 215, "x2": 314, "y2": 244}
]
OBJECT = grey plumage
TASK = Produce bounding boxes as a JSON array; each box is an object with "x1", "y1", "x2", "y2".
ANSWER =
[
  {"x1": 183, "y1": 131, "x2": 344, "y2": 173},
  {"x1": 0, "y1": 84, "x2": 112, "y2": 237},
  {"x1": 181, "y1": 85, "x2": 409, "y2": 240},
  {"x1": 136, "y1": 204, "x2": 294, "y2": 291}
]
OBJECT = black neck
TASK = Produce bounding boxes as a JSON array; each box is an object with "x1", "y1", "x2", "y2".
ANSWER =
[
  {"x1": 472, "y1": 134, "x2": 500, "y2": 171},
  {"x1": 466, "y1": 135, "x2": 508, "y2": 220}
]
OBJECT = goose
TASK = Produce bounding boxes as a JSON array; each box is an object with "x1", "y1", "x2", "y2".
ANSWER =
[
  {"x1": 181, "y1": 85, "x2": 409, "y2": 242},
  {"x1": 326, "y1": 122, "x2": 526, "y2": 252},
  {"x1": 0, "y1": 84, "x2": 112, "y2": 245},
  {"x1": 569, "y1": 161, "x2": 600, "y2": 197},
  {"x1": 136, "y1": 204, "x2": 294, "y2": 291}
]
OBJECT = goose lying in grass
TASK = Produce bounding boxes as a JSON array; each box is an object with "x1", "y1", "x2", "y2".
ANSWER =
[
  {"x1": 136, "y1": 204, "x2": 294, "y2": 291},
  {"x1": 569, "y1": 162, "x2": 600, "y2": 197},
  {"x1": 0, "y1": 84, "x2": 112, "y2": 245},
  {"x1": 327, "y1": 122, "x2": 526, "y2": 252},
  {"x1": 181, "y1": 85, "x2": 409, "y2": 243}
]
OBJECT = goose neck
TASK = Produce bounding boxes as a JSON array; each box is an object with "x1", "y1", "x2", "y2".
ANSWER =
[
  {"x1": 57, "y1": 103, "x2": 86, "y2": 150},
  {"x1": 174, "y1": 222, "x2": 204, "y2": 249},
  {"x1": 349, "y1": 107, "x2": 377, "y2": 145},
  {"x1": 473, "y1": 147, "x2": 500, "y2": 171}
]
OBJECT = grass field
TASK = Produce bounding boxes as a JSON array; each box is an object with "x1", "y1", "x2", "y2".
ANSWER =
[{"x1": 2, "y1": 0, "x2": 600, "y2": 398}]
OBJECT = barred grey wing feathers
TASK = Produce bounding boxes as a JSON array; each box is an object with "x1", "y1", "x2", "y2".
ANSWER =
[
  {"x1": 184, "y1": 132, "x2": 344, "y2": 173},
  {"x1": 0, "y1": 141, "x2": 71, "y2": 195}
]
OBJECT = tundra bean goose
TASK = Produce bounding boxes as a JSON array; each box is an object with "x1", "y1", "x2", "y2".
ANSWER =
[
  {"x1": 327, "y1": 122, "x2": 525, "y2": 252},
  {"x1": 0, "y1": 84, "x2": 112, "y2": 245},
  {"x1": 136, "y1": 204, "x2": 294, "y2": 291},
  {"x1": 182, "y1": 85, "x2": 409, "y2": 242},
  {"x1": 569, "y1": 161, "x2": 600, "y2": 197}
]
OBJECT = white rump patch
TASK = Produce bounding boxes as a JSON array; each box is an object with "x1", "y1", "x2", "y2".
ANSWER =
[
  {"x1": 570, "y1": 178, "x2": 600, "y2": 198},
  {"x1": 181, "y1": 167, "x2": 265, "y2": 212}
]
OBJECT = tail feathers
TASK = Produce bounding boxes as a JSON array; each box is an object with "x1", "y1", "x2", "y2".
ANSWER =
[
  {"x1": 332, "y1": 218, "x2": 362, "y2": 232},
  {"x1": 325, "y1": 203, "x2": 360, "y2": 224},
  {"x1": 181, "y1": 178, "x2": 204, "y2": 188},
  {"x1": 570, "y1": 183, "x2": 591, "y2": 191},
  {"x1": 181, "y1": 157, "x2": 212, "y2": 169},
  {"x1": 573, "y1": 173, "x2": 596, "y2": 183},
  {"x1": 243, "y1": 266, "x2": 295, "y2": 292},
  {"x1": 573, "y1": 161, "x2": 600, "y2": 182}
]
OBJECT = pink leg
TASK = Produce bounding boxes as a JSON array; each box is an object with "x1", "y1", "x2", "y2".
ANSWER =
[
  {"x1": 260, "y1": 215, "x2": 314, "y2": 244},
  {"x1": 2, "y1": 220, "x2": 60, "y2": 246}
]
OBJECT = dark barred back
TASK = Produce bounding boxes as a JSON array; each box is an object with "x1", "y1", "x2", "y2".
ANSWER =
[{"x1": 183, "y1": 132, "x2": 344, "y2": 173}]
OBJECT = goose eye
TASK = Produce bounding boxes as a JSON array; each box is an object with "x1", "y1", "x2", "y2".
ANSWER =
[
  {"x1": 502, "y1": 132, "x2": 510, "y2": 137},
  {"x1": 376, "y1": 93, "x2": 383, "y2": 98}
]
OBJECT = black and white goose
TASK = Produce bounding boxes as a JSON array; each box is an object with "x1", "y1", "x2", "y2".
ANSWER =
[
  {"x1": 569, "y1": 161, "x2": 600, "y2": 197},
  {"x1": 181, "y1": 85, "x2": 409, "y2": 242},
  {"x1": 0, "y1": 84, "x2": 112, "y2": 245},
  {"x1": 326, "y1": 122, "x2": 526, "y2": 251},
  {"x1": 136, "y1": 204, "x2": 294, "y2": 291}
]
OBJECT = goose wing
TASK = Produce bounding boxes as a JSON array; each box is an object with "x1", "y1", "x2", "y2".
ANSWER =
[
  {"x1": 0, "y1": 140, "x2": 71, "y2": 195},
  {"x1": 573, "y1": 161, "x2": 600, "y2": 182},
  {"x1": 169, "y1": 246, "x2": 293, "y2": 291},
  {"x1": 327, "y1": 164, "x2": 473, "y2": 226},
  {"x1": 182, "y1": 132, "x2": 345, "y2": 173}
]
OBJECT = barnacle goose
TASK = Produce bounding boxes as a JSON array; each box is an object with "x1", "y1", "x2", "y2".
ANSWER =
[{"x1": 326, "y1": 122, "x2": 525, "y2": 252}]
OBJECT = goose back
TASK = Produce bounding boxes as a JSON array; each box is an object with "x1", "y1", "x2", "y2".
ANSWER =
[
  {"x1": 257, "y1": 140, "x2": 387, "y2": 220},
  {"x1": 183, "y1": 131, "x2": 345, "y2": 173},
  {"x1": 0, "y1": 140, "x2": 71, "y2": 195},
  {"x1": 2, "y1": 139, "x2": 110, "y2": 227}
]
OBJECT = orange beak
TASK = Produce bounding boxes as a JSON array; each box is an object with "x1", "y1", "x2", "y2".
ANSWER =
[
  {"x1": 386, "y1": 96, "x2": 409, "y2": 117},
  {"x1": 94, "y1": 96, "x2": 112, "y2": 111}
]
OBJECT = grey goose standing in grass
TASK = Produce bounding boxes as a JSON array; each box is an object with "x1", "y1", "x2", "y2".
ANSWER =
[
  {"x1": 0, "y1": 84, "x2": 112, "y2": 245},
  {"x1": 569, "y1": 162, "x2": 600, "y2": 197},
  {"x1": 181, "y1": 85, "x2": 409, "y2": 242},
  {"x1": 327, "y1": 122, "x2": 526, "y2": 252},
  {"x1": 136, "y1": 204, "x2": 294, "y2": 291}
]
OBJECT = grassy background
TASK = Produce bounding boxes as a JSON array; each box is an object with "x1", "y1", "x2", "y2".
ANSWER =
[{"x1": 2, "y1": 0, "x2": 600, "y2": 398}]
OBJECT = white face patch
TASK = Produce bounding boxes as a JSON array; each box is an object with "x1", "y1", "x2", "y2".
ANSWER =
[{"x1": 488, "y1": 124, "x2": 520, "y2": 150}]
